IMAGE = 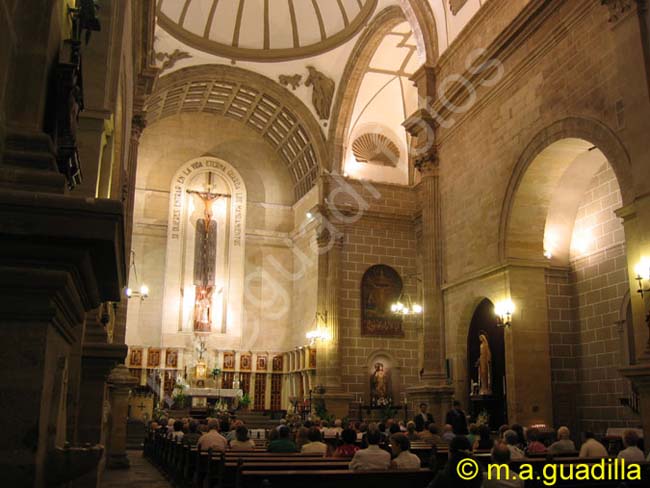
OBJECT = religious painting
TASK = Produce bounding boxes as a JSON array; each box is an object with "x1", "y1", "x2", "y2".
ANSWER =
[
  {"x1": 308, "y1": 348, "x2": 316, "y2": 368},
  {"x1": 147, "y1": 348, "x2": 161, "y2": 368},
  {"x1": 165, "y1": 349, "x2": 178, "y2": 369},
  {"x1": 256, "y1": 354, "x2": 268, "y2": 371},
  {"x1": 370, "y1": 361, "x2": 392, "y2": 407},
  {"x1": 272, "y1": 355, "x2": 283, "y2": 372},
  {"x1": 240, "y1": 353, "x2": 252, "y2": 371},
  {"x1": 361, "y1": 265, "x2": 404, "y2": 337},
  {"x1": 129, "y1": 347, "x2": 143, "y2": 367},
  {"x1": 223, "y1": 351, "x2": 235, "y2": 370}
]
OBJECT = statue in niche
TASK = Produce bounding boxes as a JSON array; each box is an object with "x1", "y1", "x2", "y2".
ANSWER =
[
  {"x1": 305, "y1": 66, "x2": 335, "y2": 120},
  {"x1": 187, "y1": 173, "x2": 229, "y2": 332},
  {"x1": 475, "y1": 332, "x2": 493, "y2": 395},
  {"x1": 370, "y1": 362, "x2": 392, "y2": 407}
]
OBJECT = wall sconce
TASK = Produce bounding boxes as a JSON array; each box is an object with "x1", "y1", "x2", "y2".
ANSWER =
[
  {"x1": 634, "y1": 257, "x2": 650, "y2": 299},
  {"x1": 306, "y1": 329, "x2": 331, "y2": 345},
  {"x1": 495, "y1": 299, "x2": 515, "y2": 328},
  {"x1": 124, "y1": 250, "x2": 149, "y2": 301}
]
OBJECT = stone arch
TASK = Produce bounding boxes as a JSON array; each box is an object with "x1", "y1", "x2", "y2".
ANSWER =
[
  {"x1": 499, "y1": 117, "x2": 633, "y2": 262},
  {"x1": 329, "y1": 5, "x2": 438, "y2": 174},
  {"x1": 145, "y1": 65, "x2": 328, "y2": 200}
]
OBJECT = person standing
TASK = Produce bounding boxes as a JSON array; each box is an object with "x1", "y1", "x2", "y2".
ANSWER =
[
  {"x1": 415, "y1": 403, "x2": 434, "y2": 432},
  {"x1": 445, "y1": 401, "x2": 469, "y2": 435}
]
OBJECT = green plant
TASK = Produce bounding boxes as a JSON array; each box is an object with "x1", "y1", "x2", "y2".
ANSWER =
[
  {"x1": 314, "y1": 401, "x2": 334, "y2": 423},
  {"x1": 239, "y1": 393, "x2": 251, "y2": 409}
]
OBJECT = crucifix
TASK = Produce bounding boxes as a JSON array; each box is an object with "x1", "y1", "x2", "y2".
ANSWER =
[
  {"x1": 195, "y1": 337, "x2": 207, "y2": 361},
  {"x1": 137, "y1": 402, "x2": 146, "y2": 412},
  {"x1": 186, "y1": 172, "x2": 230, "y2": 332}
]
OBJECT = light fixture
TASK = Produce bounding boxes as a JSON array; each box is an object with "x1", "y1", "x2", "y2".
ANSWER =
[
  {"x1": 495, "y1": 299, "x2": 515, "y2": 328},
  {"x1": 634, "y1": 257, "x2": 650, "y2": 298},
  {"x1": 391, "y1": 293, "x2": 422, "y2": 316},
  {"x1": 306, "y1": 329, "x2": 330, "y2": 345},
  {"x1": 124, "y1": 250, "x2": 150, "y2": 301},
  {"x1": 306, "y1": 211, "x2": 313, "y2": 219}
]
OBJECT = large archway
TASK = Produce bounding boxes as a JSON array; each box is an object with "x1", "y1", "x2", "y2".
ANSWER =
[{"x1": 501, "y1": 119, "x2": 638, "y2": 434}]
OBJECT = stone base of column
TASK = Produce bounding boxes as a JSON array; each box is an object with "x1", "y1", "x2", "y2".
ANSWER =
[
  {"x1": 406, "y1": 383, "x2": 455, "y2": 428},
  {"x1": 106, "y1": 453, "x2": 131, "y2": 470},
  {"x1": 619, "y1": 361, "x2": 650, "y2": 455},
  {"x1": 318, "y1": 389, "x2": 355, "y2": 419}
]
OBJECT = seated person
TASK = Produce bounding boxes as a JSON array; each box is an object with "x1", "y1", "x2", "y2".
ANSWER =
[
  {"x1": 197, "y1": 419, "x2": 228, "y2": 452},
  {"x1": 170, "y1": 420, "x2": 184, "y2": 442},
  {"x1": 525, "y1": 428, "x2": 546, "y2": 455},
  {"x1": 390, "y1": 434, "x2": 421, "y2": 470},
  {"x1": 268, "y1": 425, "x2": 299, "y2": 453},
  {"x1": 427, "y1": 436, "x2": 482, "y2": 488},
  {"x1": 301, "y1": 426, "x2": 328, "y2": 455},
  {"x1": 349, "y1": 429, "x2": 391, "y2": 471},
  {"x1": 333, "y1": 428, "x2": 360, "y2": 458},
  {"x1": 578, "y1": 431, "x2": 608, "y2": 458},
  {"x1": 617, "y1": 430, "x2": 645, "y2": 462},
  {"x1": 503, "y1": 430, "x2": 525, "y2": 459},
  {"x1": 442, "y1": 424, "x2": 456, "y2": 443},
  {"x1": 183, "y1": 420, "x2": 202, "y2": 446},
  {"x1": 482, "y1": 441, "x2": 524, "y2": 488},
  {"x1": 547, "y1": 426, "x2": 576, "y2": 455},
  {"x1": 230, "y1": 425, "x2": 255, "y2": 450},
  {"x1": 405, "y1": 421, "x2": 420, "y2": 441}
]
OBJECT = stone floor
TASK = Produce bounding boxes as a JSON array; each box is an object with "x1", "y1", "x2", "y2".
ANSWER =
[{"x1": 100, "y1": 451, "x2": 171, "y2": 488}]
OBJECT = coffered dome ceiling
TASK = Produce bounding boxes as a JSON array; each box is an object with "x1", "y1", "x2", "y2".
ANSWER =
[{"x1": 157, "y1": 0, "x2": 378, "y2": 62}]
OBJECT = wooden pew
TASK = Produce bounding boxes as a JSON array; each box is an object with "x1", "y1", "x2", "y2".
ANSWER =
[
  {"x1": 205, "y1": 451, "x2": 328, "y2": 488},
  {"x1": 238, "y1": 468, "x2": 434, "y2": 488},
  {"x1": 229, "y1": 461, "x2": 350, "y2": 488}
]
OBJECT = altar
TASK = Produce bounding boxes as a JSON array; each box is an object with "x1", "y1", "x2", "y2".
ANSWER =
[{"x1": 188, "y1": 387, "x2": 243, "y2": 409}]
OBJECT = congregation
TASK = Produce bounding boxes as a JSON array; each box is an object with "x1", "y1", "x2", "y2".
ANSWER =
[{"x1": 144, "y1": 400, "x2": 650, "y2": 487}]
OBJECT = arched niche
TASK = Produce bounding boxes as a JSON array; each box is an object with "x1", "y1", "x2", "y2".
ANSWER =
[
  {"x1": 161, "y1": 157, "x2": 247, "y2": 347},
  {"x1": 366, "y1": 350, "x2": 402, "y2": 408},
  {"x1": 466, "y1": 298, "x2": 507, "y2": 428}
]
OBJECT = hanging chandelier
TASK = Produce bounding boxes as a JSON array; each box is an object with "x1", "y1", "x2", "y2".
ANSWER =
[{"x1": 390, "y1": 293, "x2": 422, "y2": 315}]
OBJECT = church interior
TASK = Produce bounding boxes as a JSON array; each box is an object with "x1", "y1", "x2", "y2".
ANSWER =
[{"x1": 2, "y1": 0, "x2": 650, "y2": 487}]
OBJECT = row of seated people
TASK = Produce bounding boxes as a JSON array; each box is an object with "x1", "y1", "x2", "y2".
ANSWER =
[{"x1": 144, "y1": 423, "x2": 650, "y2": 488}]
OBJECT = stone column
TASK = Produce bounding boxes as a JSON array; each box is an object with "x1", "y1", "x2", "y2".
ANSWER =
[
  {"x1": 403, "y1": 66, "x2": 454, "y2": 425},
  {"x1": 618, "y1": 194, "x2": 650, "y2": 453},
  {"x1": 314, "y1": 223, "x2": 352, "y2": 418},
  {"x1": 106, "y1": 364, "x2": 137, "y2": 469}
]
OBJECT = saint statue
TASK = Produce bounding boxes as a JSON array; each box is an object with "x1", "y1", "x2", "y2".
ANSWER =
[
  {"x1": 475, "y1": 333, "x2": 493, "y2": 396},
  {"x1": 187, "y1": 177, "x2": 229, "y2": 332},
  {"x1": 370, "y1": 362, "x2": 391, "y2": 406}
]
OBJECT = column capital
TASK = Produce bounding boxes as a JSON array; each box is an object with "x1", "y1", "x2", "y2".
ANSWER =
[
  {"x1": 131, "y1": 114, "x2": 147, "y2": 141},
  {"x1": 414, "y1": 147, "x2": 440, "y2": 177}
]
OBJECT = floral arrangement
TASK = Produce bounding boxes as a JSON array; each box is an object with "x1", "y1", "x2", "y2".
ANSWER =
[{"x1": 477, "y1": 409, "x2": 490, "y2": 426}]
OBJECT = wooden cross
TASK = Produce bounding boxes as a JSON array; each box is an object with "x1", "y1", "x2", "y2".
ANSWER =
[{"x1": 137, "y1": 402, "x2": 146, "y2": 411}]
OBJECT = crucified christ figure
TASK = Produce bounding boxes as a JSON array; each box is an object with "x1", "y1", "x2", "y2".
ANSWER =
[{"x1": 187, "y1": 175, "x2": 230, "y2": 332}]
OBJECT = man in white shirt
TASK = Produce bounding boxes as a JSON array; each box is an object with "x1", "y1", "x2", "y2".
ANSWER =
[
  {"x1": 578, "y1": 432, "x2": 608, "y2": 458},
  {"x1": 197, "y1": 419, "x2": 228, "y2": 452},
  {"x1": 617, "y1": 430, "x2": 645, "y2": 462},
  {"x1": 349, "y1": 429, "x2": 390, "y2": 471},
  {"x1": 389, "y1": 434, "x2": 421, "y2": 470}
]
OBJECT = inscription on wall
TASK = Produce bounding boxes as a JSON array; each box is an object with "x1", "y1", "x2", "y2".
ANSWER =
[{"x1": 170, "y1": 158, "x2": 244, "y2": 244}]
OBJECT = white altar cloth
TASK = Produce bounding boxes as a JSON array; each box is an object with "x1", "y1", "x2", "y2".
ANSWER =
[{"x1": 186, "y1": 388, "x2": 243, "y2": 398}]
